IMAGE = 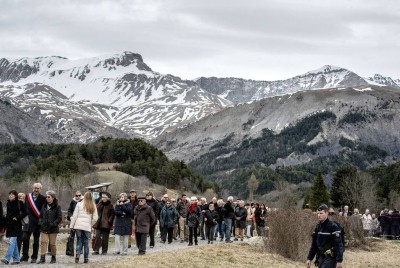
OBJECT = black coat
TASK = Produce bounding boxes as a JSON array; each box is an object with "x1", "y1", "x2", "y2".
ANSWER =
[
  {"x1": 234, "y1": 206, "x2": 247, "y2": 229},
  {"x1": 215, "y1": 206, "x2": 224, "y2": 223},
  {"x1": 24, "y1": 193, "x2": 46, "y2": 233},
  {"x1": 204, "y1": 209, "x2": 219, "y2": 226},
  {"x1": 114, "y1": 200, "x2": 133, "y2": 235},
  {"x1": 5, "y1": 199, "x2": 27, "y2": 237},
  {"x1": 146, "y1": 198, "x2": 159, "y2": 225},
  {"x1": 254, "y1": 208, "x2": 267, "y2": 227},
  {"x1": 223, "y1": 202, "x2": 235, "y2": 219},
  {"x1": 38, "y1": 200, "x2": 62, "y2": 234},
  {"x1": 160, "y1": 205, "x2": 177, "y2": 228},
  {"x1": 67, "y1": 198, "x2": 82, "y2": 220},
  {"x1": 187, "y1": 205, "x2": 201, "y2": 228}
]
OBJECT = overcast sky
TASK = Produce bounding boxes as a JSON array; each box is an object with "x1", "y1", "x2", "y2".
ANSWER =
[{"x1": 1, "y1": 0, "x2": 399, "y2": 80}]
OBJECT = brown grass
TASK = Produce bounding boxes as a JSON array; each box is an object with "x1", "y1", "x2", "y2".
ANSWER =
[
  {"x1": 107, "y1": 243, "x2": 303, "y2": 268},
  {"x1": 106, "y1": 241, "x2": 400, "y2": 268}
]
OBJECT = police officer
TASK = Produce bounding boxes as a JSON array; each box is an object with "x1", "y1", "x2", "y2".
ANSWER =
[{"x1": 306, "y1": 204, "x2": 344, "y2": 268}]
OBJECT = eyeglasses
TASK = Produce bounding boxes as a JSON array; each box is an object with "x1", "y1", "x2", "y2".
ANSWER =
[
  {"x1": 75, "y1": 195, "x2": 81, "y2": 197},
  {"x1": 139, "y1": 199, "x2": 145, "y2": 202}
]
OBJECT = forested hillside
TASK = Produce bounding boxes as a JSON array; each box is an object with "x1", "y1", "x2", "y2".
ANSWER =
[
  {"x1": 190, "y1": 111, "x2": 390, "y2": 197},
  {"x1": 0, "y1": 137, "x2": 214, "y2": 193}
]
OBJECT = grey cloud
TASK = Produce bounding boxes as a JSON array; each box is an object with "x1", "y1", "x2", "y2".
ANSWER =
[{"x1": 0, "y1": 0, "x2": 398, "y2": 80}]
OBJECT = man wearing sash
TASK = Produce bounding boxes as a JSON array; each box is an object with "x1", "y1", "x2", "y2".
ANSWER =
[{"x1": 20, "y1": 183, "x2": 46, "y2": 263}]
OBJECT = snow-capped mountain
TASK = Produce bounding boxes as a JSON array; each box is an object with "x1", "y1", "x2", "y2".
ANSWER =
[
  {"x1": 367, "y1": 74, "x2": 400, "y2": 88},
  {"x1": 0, "y1": 52, "x2": 231, "y2": 140},
  {"x1": 0, "y1": 52, "x2": 398, "y2": 143},
  {"x1": 196, "y1": 65, "x2": 399, "y2": 104}
]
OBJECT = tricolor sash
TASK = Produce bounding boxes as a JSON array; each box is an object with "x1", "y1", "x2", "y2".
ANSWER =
[{"x1": 27, "y1": 193, "x2": 41, "y2": 218}]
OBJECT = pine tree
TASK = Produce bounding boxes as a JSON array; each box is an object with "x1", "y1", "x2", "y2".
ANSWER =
[
  {"x1": 310, "y1": 170, "x2": 330, "y2": 210},
  {"x1": 331, "y1": 165, "x2": 357, "y2": 208}
]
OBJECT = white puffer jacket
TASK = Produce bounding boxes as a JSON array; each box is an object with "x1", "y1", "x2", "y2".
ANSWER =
[{"x1": 70, "y1": 201, "x2": 99, "y2": 232}]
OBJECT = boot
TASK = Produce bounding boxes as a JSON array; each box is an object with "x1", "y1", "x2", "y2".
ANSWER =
[
  {"x1": 75, "y1": 254, "x2": 80, "y2": 264},
  {"x1": 50, "y1": 256, "x2": 56, "y2": 264},
  {"x1": 37, "y1": 255, "x2": 45, "y2": 264}
]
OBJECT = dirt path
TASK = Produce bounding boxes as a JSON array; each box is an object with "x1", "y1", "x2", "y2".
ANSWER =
[{"x1": 13, "y1": 235, "x2": 243, "y2": 267}]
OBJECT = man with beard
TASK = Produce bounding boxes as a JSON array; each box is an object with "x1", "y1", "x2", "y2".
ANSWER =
[{"x1": 21, "y1": 183, "x2": 46, "y2": 263}]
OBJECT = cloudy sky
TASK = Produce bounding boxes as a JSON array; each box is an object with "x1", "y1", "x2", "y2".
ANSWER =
[{"x1": 1, "y1": 0, "x2": 399, "y2": 80}]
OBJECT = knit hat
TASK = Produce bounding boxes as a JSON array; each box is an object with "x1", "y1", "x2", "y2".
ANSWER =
[{"x1": 190, "y1": 196, "x2": 198, "y2": 202}]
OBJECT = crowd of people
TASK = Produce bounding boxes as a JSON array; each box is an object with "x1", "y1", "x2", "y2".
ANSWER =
[
  {"x1": 0, "y1": 183, "x2": 268, "y2": 265},
  {"x1": 308, "y1": 204, "x2": 400, "y2": 239}
]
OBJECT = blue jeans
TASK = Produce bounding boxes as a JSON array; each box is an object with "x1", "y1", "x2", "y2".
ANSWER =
[
  {"x1": 214, "y1": 222, "x2": 226, "y2": 239},
  {"x1": 224, "y1": 218, "x2": 233, "y2": 242},
  {"x1": 5, "y1": 236, "x2": 20, "y2": 262},
  {"x1": 76, "y1": 230, "x2": 91, "y2": 260}
]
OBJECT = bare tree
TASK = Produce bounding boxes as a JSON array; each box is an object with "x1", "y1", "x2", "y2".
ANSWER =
[
  {"x1": 248, "y1": 173, "x2": 259, "y2": 201},
  {"x1": 341, "y1": 172, "x2": 376, "y2": 210}
]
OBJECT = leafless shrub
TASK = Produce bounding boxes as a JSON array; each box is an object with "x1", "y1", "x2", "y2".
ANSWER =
[{"x1": 266, "y1": 209, "x2": 315, "y2": 261}]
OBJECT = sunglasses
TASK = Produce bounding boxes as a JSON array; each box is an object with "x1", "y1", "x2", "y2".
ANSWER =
[{"x1": 75, "y1": 195, "x2": 81, "y2": 197}]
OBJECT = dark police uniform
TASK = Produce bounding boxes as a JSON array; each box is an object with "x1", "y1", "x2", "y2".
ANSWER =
[{"x1": 307, "y1": 218, "x2": 344, "y2": 268}]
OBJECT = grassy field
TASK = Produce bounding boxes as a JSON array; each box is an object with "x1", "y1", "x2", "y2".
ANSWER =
[
  {"x1": 1, "y1": 236, "x2": 398, "y2": 267},
  {"x1": 107, "y1": 240, "x2": 400, "y2": 268}
]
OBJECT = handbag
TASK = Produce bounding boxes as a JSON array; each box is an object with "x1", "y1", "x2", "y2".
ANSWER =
[
  {"x1": 91, "y1": 232, "x2": 102, "y2": 249},
  {"x1": 66, "y1": 229, "x2": 75, "y2": 256}
]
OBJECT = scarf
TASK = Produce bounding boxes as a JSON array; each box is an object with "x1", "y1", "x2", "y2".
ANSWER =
[{"x1": 188, "y1": 202, "x2": 197, "y2": 213}]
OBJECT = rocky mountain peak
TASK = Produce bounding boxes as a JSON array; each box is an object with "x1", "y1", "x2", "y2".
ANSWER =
[
  {"x1": 366, "y1": 74, "x2": 399, "y2": 88},
  {"x1": 306, "y1": 65, "x2": 346, "y2": 75}
]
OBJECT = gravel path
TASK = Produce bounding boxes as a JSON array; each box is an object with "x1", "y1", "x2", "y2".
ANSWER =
[{"x1": 11, "y1": 234, "x2": 248, "y2": 267}]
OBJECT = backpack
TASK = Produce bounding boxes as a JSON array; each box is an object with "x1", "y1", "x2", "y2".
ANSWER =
[{"x1": 315, "y1": 220, "x2": 345, "y2": 252}]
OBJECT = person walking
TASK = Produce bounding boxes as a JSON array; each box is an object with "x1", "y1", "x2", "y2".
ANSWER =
[
  {"x1": 37, "y1": 191, "x2": 62, "y2": 264},
  {"x1": 255, "y1": 203, "x2": 267, "y2": 237},
  {"x1": 144, "y1": 191, "x2": 159, "y2": 248},
  {"x1": 134, "y1": 196, "x2": 156, "y2": 255},
  {"x1": 234, "y1": 200, "x2": 247, "y2": 241},
  {"x1": 160, "y1": 199, "x2": 177, "y2": 244},
  {"x1": 176, "y1": 194, "x2": 190, "y2": 243},
  {"x1": 204, "y1": 203, "x2": 219, "y2": 244},
  {"x1": 128, "y1": 189, "x2": 138, "y2": 248},
  {"x1": 92, "y1": 192, "x2": 114, "y2": 255},
  {"x1": 223, "y1": 196, "x2": 235, "y2": 243},
  {"x1": 69, "y1": 192, "x2": 98, "y2": 264},
  {"x1": 17, "y1": 193, "x2": 26, "y2": 255},
  {"x1": 1, "y1": 190, "x2": 27, "y2": 265},
  {"x1": 114, "y1": 193, "x2": 133, "y2": 256},
  {"x1": 187, "y1": 196, "x2": 201, "y2": 246},
  {"x1": 306, "y1": 204, "x2": 344, "y2": 268},
  {"x1": 21, "y1": 183, "x2": 46, "y2": 263},
  {"x1": 67, "y1": 191, "x2": 83, "y2": 221}
]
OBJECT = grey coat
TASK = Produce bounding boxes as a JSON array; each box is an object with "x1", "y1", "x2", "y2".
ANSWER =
[{"x1": 134, "y1": 204, "x2": 156, "y2": 233}]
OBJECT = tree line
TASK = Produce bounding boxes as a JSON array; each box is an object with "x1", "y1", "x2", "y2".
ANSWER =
[{"x1": 0, "y1": 137, "x2": 216, "y2": 193}]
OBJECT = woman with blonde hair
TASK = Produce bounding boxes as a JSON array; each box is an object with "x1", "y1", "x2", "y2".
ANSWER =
[{"x1": 70, "y1": 192, "x2": 98, "y2": 263}]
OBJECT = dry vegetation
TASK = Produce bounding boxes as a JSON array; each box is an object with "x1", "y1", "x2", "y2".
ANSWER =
[{"x1": 105, "y1": 241, "x2": 400, "y2": 268}]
